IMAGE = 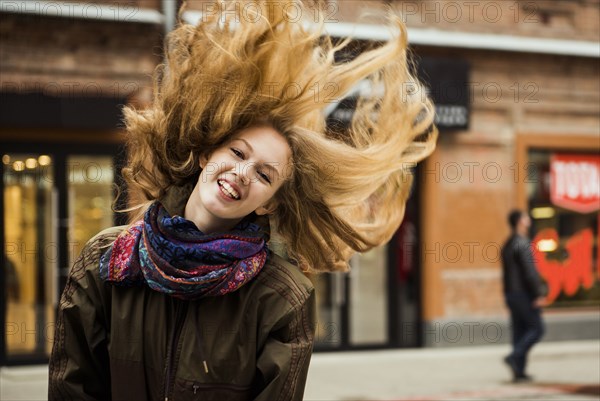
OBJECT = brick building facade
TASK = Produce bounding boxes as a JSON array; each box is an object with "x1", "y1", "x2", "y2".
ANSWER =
[
  {"x1": 1, "y1": 0, "x2": 599, "y2": 364},
  {"x1": 322, "y1": 0, "x2": 600, "y2": 346}
]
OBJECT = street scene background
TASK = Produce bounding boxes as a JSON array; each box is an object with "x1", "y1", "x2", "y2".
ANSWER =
[{"x1": 1, "y1": 0, "x2": 599, "y2": 400}]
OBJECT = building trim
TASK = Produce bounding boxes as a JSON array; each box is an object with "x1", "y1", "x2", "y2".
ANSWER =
[
  {"x1": 2, "y1": 2, "x2": 597, "y2": 58},
  {"x1": 181, "y1": 11, "x2": 599, "y2": 58},
  {"x1": 324, "y1": 22, "x2": 600, "y2": 58},
  {"x1": 0, "y1": 0, "x2": 164, "y2": 24},
  {"x1": 422, "y1": 311, "x2": 600, "y2": 347}
]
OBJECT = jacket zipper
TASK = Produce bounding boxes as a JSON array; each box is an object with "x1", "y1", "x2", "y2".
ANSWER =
[
  {"x1": 189, "y1": 382, "x2": 252, "y2": 392},
  {"x1": 164, "y1": 299, "x2": 188, "y2": 401}
]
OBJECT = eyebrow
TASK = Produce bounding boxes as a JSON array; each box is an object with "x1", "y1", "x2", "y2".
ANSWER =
[
  {"x1": 237, "y1": 138, "x2": 254, "y2": 152},
  {"x1": 233, "y1": 138, "x2": 281, "y2": 179}
]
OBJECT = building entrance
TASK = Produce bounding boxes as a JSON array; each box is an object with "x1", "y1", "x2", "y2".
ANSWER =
[
  {"x1": 1, "y1": 143, "x2": 125, "y2": 365},
  {"x1": 312, "y1": 176, "x2": 422, "y2": 351}
]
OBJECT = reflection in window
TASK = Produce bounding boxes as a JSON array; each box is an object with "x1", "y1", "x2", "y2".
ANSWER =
[
  {"x1": 528, "y1": 150, "x2": 600, "y2": 308},
  {"x1": 3, "y1": 154, "x2": 56, "y2": 357},
  {"x1": 67, "y1": 156, "x2": 114, "y2": 267},
  {"x1": 350, "y1": 247, "x2": 388, "y2": 345}
]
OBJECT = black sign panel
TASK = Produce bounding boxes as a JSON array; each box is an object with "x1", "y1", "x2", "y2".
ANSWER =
[
  {"x1": 326, "y1": 57, "x2": 470, "y2": 132},
  {"x1": 417, "y1": 57, "x2": 470, "y2": 131},
  {"x1": 0, "y1": 92, "x2": 126, "y2": 130}
]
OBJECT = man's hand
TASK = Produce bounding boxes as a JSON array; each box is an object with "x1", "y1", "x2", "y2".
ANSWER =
[{"x1": 533, "y1": 297, "x2": 548, "y2": 308}]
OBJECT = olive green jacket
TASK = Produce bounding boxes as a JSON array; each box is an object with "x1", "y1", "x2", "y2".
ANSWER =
[{"x1": 48, "y1": 188, "x2": 316, "y2": 401}]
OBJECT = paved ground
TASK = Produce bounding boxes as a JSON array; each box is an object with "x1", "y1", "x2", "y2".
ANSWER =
[
  {"x1": 1, "y1": 340, "x2": 598, "y2": 400},
  {"x1": 304, "y1": 340, "x2": 600, "y2": 401}
]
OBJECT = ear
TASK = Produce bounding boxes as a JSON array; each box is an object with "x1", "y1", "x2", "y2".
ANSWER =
[
  {"x1": 255, "y1": 199, "x2": 277, "y2": 216},
  {"x1": 199, "y1": 154, "x2": 208, "y2": 169}
]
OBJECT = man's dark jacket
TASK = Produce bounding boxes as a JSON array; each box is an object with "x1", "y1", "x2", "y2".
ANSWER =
[{"x1": 501, "y1": 234, "x2": 547, "y2": 298}]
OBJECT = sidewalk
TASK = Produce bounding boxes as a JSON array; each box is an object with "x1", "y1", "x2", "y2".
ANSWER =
[
  {"x1": 304, "y1": 340, "x2": 600, "y2": 400},
  {"x1": 1, "y1": 340, "x2": 598, "y2": 400}
]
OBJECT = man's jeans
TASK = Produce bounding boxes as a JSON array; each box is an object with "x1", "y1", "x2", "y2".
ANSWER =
[{"x1": 505, "y1": 293, "x2": 545, "y2": 375}]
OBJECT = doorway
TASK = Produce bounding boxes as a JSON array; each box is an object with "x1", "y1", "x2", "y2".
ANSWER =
[
  {"x1": 1, "y1": 142, "x2": 125, "y2": 365},
  {"x1": 312, "y1": 172, "x2": 422, "y2": 351}
]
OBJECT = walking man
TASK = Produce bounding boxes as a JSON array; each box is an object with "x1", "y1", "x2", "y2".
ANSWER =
[{"x1": 501, "y1": 209, "x2": 547, "y2": 382}]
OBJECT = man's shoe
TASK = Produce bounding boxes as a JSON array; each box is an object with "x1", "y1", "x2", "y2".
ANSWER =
[
  {"x1": 513, "y1": 374, "x2": 533, "y2": 383},
  {"x1": 503, "y1": 355, "x2": 518, "y2": 377}
]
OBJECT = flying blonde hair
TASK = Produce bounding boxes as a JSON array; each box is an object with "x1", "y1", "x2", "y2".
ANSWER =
[{"x1": 122, "y1": 0, "x2": 437, "y2": 273}]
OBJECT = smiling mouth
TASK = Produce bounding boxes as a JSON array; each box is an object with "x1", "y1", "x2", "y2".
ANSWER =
[{"x1": 217, "y1": 179, "x2": 241, "y2": 200}]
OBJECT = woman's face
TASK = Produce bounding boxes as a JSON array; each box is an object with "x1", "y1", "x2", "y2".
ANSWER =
[{"x1": 189, "y1": 124, "x2": 292, "y2": 232}]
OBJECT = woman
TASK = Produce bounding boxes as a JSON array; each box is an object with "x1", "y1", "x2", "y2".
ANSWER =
[{"x1": 49, "y1": 1, "x2": 437, "y2": 400}]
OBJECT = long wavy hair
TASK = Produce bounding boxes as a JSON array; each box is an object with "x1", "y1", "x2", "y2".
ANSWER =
[{"x1": 122, "y1": 0, "x2": 437, "y2": 273}]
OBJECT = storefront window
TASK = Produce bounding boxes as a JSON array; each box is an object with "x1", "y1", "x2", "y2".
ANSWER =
[
  {"x1": 311, "y1": 248, "x2": 390, "y2": 348},
  {"x1": 2, "y1": 151, "x2": 119, "y2": 363},
  {"x1": 67, "y1": 156, "x2": 114, "y2": 267},
  {"x1": 528, "y1": 150, "x2": 600, "y2": 308},
  {"x1": 3, "y1": 154, "x2": 56, "y2": 358},
  {"x1": 312, "y1": 273, "x2": 344, "y2": 347},
  {"x1": 349, "y1": 247, "x2": 388, "y2": 345}
]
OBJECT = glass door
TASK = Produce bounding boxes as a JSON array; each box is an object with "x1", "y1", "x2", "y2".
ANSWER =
[
  {"x1": 312, "y1": 246, "x2": 392, "y2": 350},
  {"x1": 66, "y1": 156, "x2": 116, "y2": 269},
  {"x1": 349, "y1": 247, "x2": 389, "y2": 345},
  {"x1": 1, "y1": 145, "x2": 124, "y2": 365},
  {"x1": 388, "y1": 195, "x2": 422, "y2": 348},
  {"x1": 312, "y1": 272, "x2": 346, "y2": 349},
  {"x1": 3, "y1": 154, "x2": 57, "y2": 360},
  {"x1": 312, "y1": 188, "x2": 422, "y2": 350}
]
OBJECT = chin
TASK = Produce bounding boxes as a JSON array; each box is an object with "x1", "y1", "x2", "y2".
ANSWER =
[
  {"x1": 206, "y1": 203, "x2": 246, "y2": 221},
  {"x1": 201, "y1": 190, "x2": 252, "y2": 220}
]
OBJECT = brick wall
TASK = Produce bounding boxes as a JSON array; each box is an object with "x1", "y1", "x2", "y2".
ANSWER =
[
  {"x1": 0, "y1": 13, "x2": 162, "y2": 98},
  {"x1": 53, "y1": 0, "x2": 161, "y2": 10},
  {"x1": 333, "y1": 0, "x2": 600, "y2": 41},
  {"x1": 2, "y1": 0, "x2": 596, "y2": 100},
  {"x1": 418, "y1": 46, "x2": 600, "y2": 320}
]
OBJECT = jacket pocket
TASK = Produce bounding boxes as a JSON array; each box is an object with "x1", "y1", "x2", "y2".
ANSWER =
[{"x1": 173, "y1": 378, "x2": 252, "y2": 401}]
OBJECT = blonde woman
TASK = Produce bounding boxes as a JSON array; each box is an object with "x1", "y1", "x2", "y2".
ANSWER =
[{"x1": 49, "y1": 1, "x2": 437, "y2": 400}]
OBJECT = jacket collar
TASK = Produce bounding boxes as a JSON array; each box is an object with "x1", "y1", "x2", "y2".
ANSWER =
[{"x1": 159, "y1": 180, "x2": 195, "y2": 218}]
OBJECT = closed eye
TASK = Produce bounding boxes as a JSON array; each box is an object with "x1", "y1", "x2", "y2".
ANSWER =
[
  {"x1": 258, "y1": 171, "x2": 271, "y2": 184},
  {"x1": 230, "y1": 148, "x2": 244, "y2": 159}
]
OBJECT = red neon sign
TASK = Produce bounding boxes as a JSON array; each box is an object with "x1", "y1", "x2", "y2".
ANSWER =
[
  {"x1": 533, "y1": 228, "x2": 595, "y2": 304},
  {"x1": 550, "y1": 154, "x2": 600, "y2": 213}
]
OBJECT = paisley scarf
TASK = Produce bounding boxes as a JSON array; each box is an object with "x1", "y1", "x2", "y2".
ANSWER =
[{"x1": 99, "y1": 201, "x2": 269, "y2": 299}]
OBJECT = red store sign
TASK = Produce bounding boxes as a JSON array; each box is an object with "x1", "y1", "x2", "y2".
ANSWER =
[{"x1": 550, "y1": 153, "x2": 600, "y2": 213}]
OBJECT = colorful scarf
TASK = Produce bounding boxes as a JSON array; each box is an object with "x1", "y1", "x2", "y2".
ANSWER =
[{"x1": 99, "y1": 201, "x2": 269, "y2": 299}]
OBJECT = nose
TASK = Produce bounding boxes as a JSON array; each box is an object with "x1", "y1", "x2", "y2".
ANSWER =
[{"x1": 235, "y1": 162, "x2": 251, "y2": 185}]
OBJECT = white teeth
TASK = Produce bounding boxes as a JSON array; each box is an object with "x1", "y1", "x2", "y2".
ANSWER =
[{"x1": 218, "y1": 180, "x2": 240, "y2": 200}]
